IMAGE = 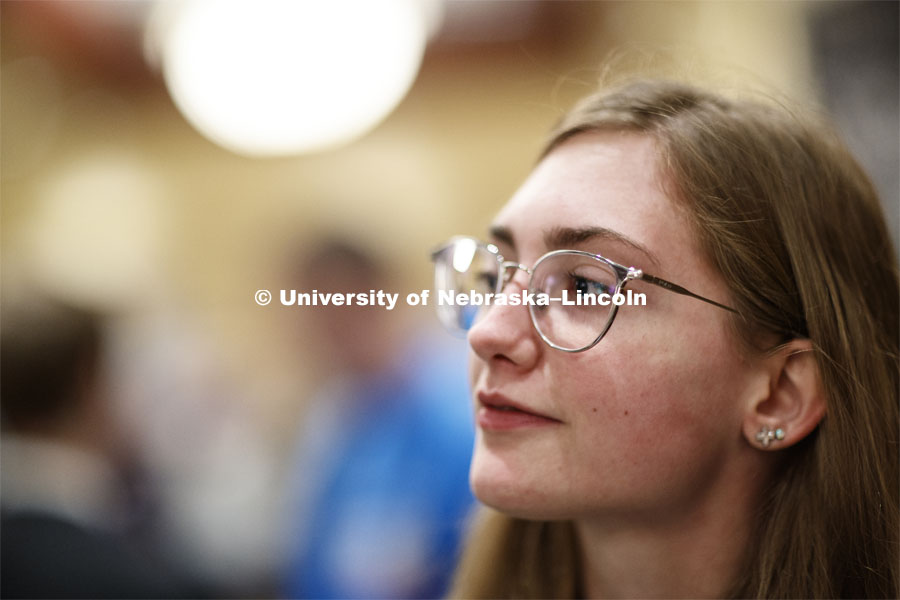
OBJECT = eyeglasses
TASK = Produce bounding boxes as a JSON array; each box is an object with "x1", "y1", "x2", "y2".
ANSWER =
[{"x1": 431, "y1": 236, "x2": 736, "y2": 352}]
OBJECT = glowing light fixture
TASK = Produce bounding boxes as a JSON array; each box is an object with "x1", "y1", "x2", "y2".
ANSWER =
[{"x1": 149, "y1": 0, "x2": 430, "y2": 157}]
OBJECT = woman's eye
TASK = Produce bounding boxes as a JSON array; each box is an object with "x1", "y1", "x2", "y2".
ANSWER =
[{"x1": 572, "y1": 275, "x2": 611, "y2": 296}]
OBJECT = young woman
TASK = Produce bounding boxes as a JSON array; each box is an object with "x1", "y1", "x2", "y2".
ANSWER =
[{"x1": 432, "y1": 79, "x2": 898, "y2": 598}]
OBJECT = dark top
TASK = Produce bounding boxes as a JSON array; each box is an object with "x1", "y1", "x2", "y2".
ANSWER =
[{"x1": 1, "y1": 510, "x2": 200, "y2": 599}]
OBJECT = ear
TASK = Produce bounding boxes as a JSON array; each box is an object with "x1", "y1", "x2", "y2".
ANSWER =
[{"x1": 742, "y1": 339, "x2": 826, "y2": 451}]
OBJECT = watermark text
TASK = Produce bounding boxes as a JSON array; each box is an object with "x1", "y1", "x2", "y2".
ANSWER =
[{"x1": 256, "y1": 288, "x2": 646, "y2": 309}]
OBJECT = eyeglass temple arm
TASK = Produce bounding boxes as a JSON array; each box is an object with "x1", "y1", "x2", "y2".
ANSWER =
[{"x1": 631, "y1": 271, "x2": 737, "y2": 313}]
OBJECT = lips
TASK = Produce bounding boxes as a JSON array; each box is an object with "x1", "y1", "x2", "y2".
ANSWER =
[{"x1": 476, "y1": 392, "x2": 562, "y2": 431}]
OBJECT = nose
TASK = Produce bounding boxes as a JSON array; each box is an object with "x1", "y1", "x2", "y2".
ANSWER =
[{"x1": 468, "y1": 265, "x2": 541, "y2": 370}]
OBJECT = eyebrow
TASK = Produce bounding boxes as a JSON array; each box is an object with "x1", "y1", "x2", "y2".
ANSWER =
[
  {"x1": 488, "y1": 225, "x2": 516, "y2": 249},
  {"x1": 488, "y1": 224, "x2": 661, "y2": 269}
]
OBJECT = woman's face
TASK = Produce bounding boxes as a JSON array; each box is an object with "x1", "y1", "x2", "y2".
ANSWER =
[{"x1": 468, "y1": 132, "x2": 762, "y2": 522}]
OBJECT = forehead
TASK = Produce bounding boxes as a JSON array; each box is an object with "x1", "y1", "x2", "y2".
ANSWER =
[{"x1": 493, "y1": 131, "x2": 701, "y2": 275}]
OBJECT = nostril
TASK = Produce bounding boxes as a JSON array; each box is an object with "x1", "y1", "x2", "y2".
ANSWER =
[{"x1": 492, "y1": 353, "x2": 518, "y2": 366}]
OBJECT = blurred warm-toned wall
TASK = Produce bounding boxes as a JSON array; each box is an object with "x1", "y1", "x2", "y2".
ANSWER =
[{"x1": 2, "y1": 0, "x2": 895, "y2": 441}]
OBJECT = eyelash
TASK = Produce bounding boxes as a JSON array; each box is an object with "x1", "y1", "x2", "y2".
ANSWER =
[{"x1": 566, "y1": 271, "x2": 615, "y2": 296}]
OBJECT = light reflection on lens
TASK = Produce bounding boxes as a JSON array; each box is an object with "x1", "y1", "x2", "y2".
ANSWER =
[{"x1": 451, "y1": 238, "x2": 478, "y2": 274}]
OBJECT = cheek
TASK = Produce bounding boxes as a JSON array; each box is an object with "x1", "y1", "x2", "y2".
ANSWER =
[
  {"x1": 580, "y1": 305, "x2": 747, "y2": 418},
  {"x1": 552, "y1": 324, "x2": 752, "y2": 509},
  {"x1": 577, "y1": 334, "x2": 745, "y2": 428}
]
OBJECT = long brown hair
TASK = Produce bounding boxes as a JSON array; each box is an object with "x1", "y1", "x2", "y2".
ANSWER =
[{"x1": 451, "y1": 79, "x2": 899, "y2": 598}]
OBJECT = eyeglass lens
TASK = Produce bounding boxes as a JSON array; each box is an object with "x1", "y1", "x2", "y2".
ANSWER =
[
  {"x1": 530, "y1": 252, "x2": 618, "y2": 350},
  {"x1": 433, "y1": 239, "x2": 620, "y2": 351}
]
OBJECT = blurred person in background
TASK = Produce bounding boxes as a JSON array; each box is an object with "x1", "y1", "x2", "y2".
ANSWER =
[
  {"x1": 0, "y1": 293, "x2": 201, "y2": 599},
  {"x1": 104, "y1": 308, "x2": 283, "y2": 597},
  {"x1": 281, "y1": 237, "x2": 475, "y2": 599}
]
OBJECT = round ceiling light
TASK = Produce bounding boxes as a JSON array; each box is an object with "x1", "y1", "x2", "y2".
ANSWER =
[{"x1": 150, "y1": 0, "x2": 429, "y2": 157}]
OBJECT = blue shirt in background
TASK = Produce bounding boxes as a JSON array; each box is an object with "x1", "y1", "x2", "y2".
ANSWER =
[{"x1": 282, "y1": 336, "x2": 475, "y2": 599}]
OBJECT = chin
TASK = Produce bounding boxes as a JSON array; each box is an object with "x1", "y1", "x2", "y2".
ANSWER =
[{"x1": 470, "y1": 449, "x2": 572, "y2": 521}]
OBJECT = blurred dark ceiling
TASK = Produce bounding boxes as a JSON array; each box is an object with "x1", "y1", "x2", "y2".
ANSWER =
[{"x1": 0, "y1": 1, "x2": 599, "y2": 91}]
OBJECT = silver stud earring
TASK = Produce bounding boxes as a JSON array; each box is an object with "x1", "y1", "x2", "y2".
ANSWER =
[{"x1": 755, "y1": 425, "x2": 785, "y2": 448}]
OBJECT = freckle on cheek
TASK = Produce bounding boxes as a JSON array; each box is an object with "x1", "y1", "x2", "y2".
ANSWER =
[
  {"x1": 592, "y1": 407, "x2": 597, "y2": 413},
  {"x1": 624, "y1": 410, "x2": 629, "y2": 416}
]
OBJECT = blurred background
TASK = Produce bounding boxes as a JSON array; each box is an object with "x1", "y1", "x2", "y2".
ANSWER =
[{"x1": 2, "y1": 1, "x2": 897, "y2": 598}]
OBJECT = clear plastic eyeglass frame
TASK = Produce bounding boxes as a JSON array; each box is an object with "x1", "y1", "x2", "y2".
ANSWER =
[{"x1": 431, "y1": 236, "x2": 737, "y2": 353}]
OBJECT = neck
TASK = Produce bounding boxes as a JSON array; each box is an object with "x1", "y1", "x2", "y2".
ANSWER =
[{"x1": 575, "y1": 458, "x2": 768, "y2": 598}]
